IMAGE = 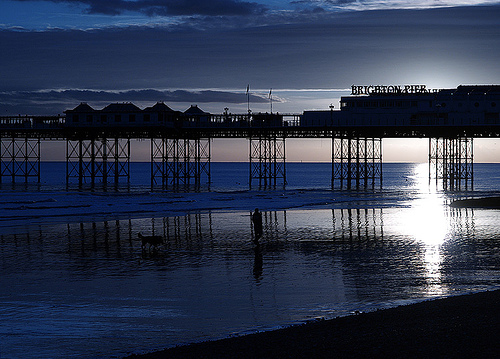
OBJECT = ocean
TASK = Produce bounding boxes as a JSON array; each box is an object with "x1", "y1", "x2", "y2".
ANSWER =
[{"x1": 1, "y1": 162, "x2": 500, "y2": 358}]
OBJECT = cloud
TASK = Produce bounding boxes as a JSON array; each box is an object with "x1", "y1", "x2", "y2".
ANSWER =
[
  {"x1": 0, "y1": 89, "x2": 270, "y2": 115},
  {"x1": 13, "y1": 0, "x2": 268, "y2": 17},
  {"x1": 0, "y1": 5, "x2": 499, "y2": 106},
  {"x1": 293, "y1": 0, "x2": 500, "y2": 11},
  {"x1": 5, "y1": 0, "x2": 500, "y2": 31},
  {"x1": 30, "y1": 0, "x2": 500, "y2": 17}
]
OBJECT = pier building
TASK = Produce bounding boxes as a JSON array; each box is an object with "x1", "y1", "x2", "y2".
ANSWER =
[
  {"x1": 1, "y1": 85, "x2": 499, "y2": 190},
  {"x1": 301, "y1": 85, "x2": 499, "y2": 189}
]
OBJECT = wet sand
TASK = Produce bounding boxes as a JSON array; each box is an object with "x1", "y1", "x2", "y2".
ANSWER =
[
  {"x1": 451, "y1": 196, "x2": 500, "y2": 209},
  {"x1": 126, "y1": 289, "x2": 500, "y2": 359}
]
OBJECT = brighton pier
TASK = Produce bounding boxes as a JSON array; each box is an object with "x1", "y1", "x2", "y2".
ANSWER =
[{"x1": 1, "y1": 85, "x2": 499, "y2": 190}]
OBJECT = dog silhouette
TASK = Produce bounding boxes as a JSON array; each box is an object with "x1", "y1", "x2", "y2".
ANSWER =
[{"x1": 138, "y1": 233, "x2": 164, "y2": 250}]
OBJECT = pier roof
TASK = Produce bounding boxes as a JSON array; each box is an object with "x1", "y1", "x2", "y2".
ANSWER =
[
  {"x1": 68, "y1": 103, "x2": 95, "y2": 112},
  {"x1": 144, "y1": 102, "x2": 175, "y2": 112},
  {"x1": 102, "y1": 103, "x2": 142, "y2": 113},
  {"x1": 184, "y1": 105, "x2": 208, "y2": 115},
  {"x1": 454, "y1": 85, "x2": 500, "y2": 95}
]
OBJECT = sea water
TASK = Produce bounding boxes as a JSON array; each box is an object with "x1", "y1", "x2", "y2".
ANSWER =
[{"x1": 1, "y1": 162, "x2": 500, "y2": 358}]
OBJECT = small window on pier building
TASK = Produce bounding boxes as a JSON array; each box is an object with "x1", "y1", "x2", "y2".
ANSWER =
[
  {"x1": 129, "y1": 114, "x2": 136, "y2": 122},
  {"x1": 115, "y1": 114, "x2": 121, "y2": 122},
  {"x1": 144, "y1": 114, "x2": 150, "y2": 122},
  {"x1": 101, "y1": 115, "x2": 107, "y2": 124},
  {"x1": 86, "y1": 115, "x2": 92, "y2": 123},
  {"x1": 73, "y1": 115, "x2": 79, "y2": 123}
]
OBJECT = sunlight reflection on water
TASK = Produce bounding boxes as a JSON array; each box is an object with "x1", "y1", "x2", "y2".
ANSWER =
[{"x1": 399, "y1": 163, "x2": 449, "y2": 295}]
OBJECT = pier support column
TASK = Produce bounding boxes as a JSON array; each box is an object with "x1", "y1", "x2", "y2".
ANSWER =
[
  {"x1": 249, "y1": 134, "x2": 286, "y2": 189},
  {"x1": 66, "y1": 138, "x2": 130, "y2": 187},
  {"x1": 0, "y1": 137, "x2": 40, "y2": 183},
  {"x1": 429, "y1": 137, "x2": 473, "y2": 190},
  {"x1": 151, "y1": 138, "x2": 211, "y2": 188},
  {"x1": 332, "y1": 137, "x2": 382, "y2": 189}
]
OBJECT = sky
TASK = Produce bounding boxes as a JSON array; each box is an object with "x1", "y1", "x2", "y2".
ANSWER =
[{"x1": 1, "y1": 0, "x2": 500, "y2": 162}]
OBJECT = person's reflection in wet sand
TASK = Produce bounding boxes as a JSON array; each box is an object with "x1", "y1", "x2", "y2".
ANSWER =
[{"x1": 253, "y1": 243, "x2": 263, "y2": 281}]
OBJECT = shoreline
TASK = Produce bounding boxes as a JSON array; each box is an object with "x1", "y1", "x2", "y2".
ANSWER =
[
  {"x1": 0, "y1": 188, "x2": 403, "y2": 235},
  {"x1": 450, "y1": 196, "x2": 500, "y2": 209},
  {"x1": 125, "y1": 289, "x2": 500, "y2": 358}
]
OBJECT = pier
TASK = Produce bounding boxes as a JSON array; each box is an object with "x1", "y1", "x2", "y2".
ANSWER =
[{"x1": 1, "y1": 85, "x2": 499, "y2": 190}]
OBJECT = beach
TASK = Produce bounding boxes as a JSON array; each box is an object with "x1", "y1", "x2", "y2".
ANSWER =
[
  {"x1": 2, "y1": 162, "x2": 500, "y2": 358},
  {"x1": 126, "y1": 289, "x2": 500, "y2": 358}
]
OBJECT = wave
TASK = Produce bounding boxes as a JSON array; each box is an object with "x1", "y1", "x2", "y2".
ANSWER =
[{"x1": 5, "y1": 204, "x2": 91, "y2": 211}]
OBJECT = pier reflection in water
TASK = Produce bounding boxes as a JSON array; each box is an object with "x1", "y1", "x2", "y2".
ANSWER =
[{"x1": 1, "y1": 204, "x2": 500, "y2": 359}]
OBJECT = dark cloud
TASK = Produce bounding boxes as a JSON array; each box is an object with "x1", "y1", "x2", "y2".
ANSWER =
[
  {"x1": 14, "y1": 0, "x2": 267, "y2": 16},
  {"x1": 292, "y1": 0, "x2": 357, "y2": 4},
  {"x1": 291, "y1": 0, "x2": 358, "y2": 8},
  {"x1": 0, "y1": 89, "x2": 269, "y2": 115},
  {"x1": 326, "y1": 0, "x2": 358, "y2": 4},
  {"x1": 143, "y1": 0, "x2": 267, "y2": 16}
]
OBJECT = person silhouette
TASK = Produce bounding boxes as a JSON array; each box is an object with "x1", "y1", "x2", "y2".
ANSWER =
[{"x1": 252, "y1": 208, "x2": 263, "y2": 241}]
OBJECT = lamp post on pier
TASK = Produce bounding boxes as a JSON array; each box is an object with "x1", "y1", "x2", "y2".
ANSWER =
[{"x1": 329, "y1": 104, "x2": 334, "y2": 127}]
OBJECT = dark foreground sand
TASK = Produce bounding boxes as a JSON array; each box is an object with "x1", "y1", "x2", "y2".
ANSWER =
[
  {"x1": 451, "y1": 196, "x2": 500, "y2": 209},
  {"x1": 126, "y1": 289, "x2": 500, "y2": 359}
]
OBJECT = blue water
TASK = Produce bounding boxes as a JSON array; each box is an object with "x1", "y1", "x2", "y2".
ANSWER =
[
  {"x1": 1, "y1": 162, "x2": 500, "y2": 358},
  {"x1": 31, "y1": 161, "x2": 500, "y2": 192}
]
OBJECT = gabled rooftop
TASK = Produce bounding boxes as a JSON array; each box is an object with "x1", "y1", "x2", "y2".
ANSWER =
[
  {"x1": 102, "y1": 103, "x2": 142, "y2": 113},
  {"x1": 68, "y1": 103, "x2": 95, "y2": 112},
  {"x1": 144, "y1": 102, "x2": 175, "y2": 112},
  {"x1": 184, "y1": 105, "x2": 208, "y2": 115}
]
